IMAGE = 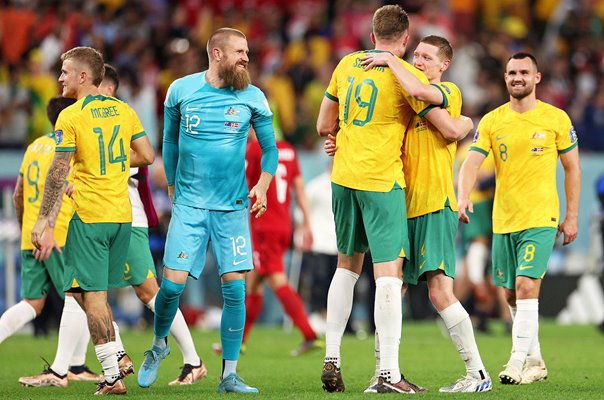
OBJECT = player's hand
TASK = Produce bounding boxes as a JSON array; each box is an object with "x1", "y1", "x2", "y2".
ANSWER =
[
  {"x1": 458, "y1": 199, "x2": 474, "y2": 224},
  {"x1": 31, "y1": 217, "x2": 48, "y2": 250},
  {"x1": 324, "y1": 134, "x2": 337, "y2": 156},
  {"x1": 65, "y1": 183, "x2": 74, "y2": 197},
  {"x1": 294, "y1": 224, "x2": 313, "y2": 252},
  {"x1": 557, "y1": 216, "x2": 578, "y2": 245},
  {"x1": 360, "y1": 52, "x2": 393, "y2": 71},
  {"x1": 33, "y1": 228, "x2": 61, "y2": 261},
  {"x1": 168, "y1": 185, "x2": 175, "y2": 203},
  {"x1": 248, "y1": 184, "x2": 268, "y2": 218}
]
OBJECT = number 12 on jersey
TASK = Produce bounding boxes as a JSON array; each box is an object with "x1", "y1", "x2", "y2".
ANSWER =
[{"x1": 343, "y1": 77, "x2": 378, "y2": 127}]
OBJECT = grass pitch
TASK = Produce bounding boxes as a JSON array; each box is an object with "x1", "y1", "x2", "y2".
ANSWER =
[{"x1": 0, "y1": 321, "x2": 602, "y2": 399}]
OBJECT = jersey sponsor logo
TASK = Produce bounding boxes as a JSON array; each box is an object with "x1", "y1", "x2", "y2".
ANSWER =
[
  {"x1": 55, "y1": 130, "x2": 63, "y2": 145},
  {"x1": 495, "y1": 135, "x2": 507, "y2": 141},
  {"x1": 185, "y1": 105, "x2": 199, "y2": 111},
  {"x1": 224, "y1": 106, "x2": 241, "y2": 120},
  {"x1": 569, "y1": 126, "x2": 578, "y2": 143},
  {"x1": 233, "y1": 259, "x2": 248, "y2": 266},
  {"x1": 532, "y1": 132, "x2": 546, "y2": 140},
  {"x1": 472, "y1": 130, "x2": 480, "y2": 143},
  {"x1": 518, "y1": 265, "x2": 534, "y2": 271}
]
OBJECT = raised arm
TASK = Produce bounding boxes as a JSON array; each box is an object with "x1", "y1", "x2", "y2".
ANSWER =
[
  {"x1": 317, "y1": 96, "x2": 340, "y2": 137},
  {"x1": 457, "y1": 150, "x2": 487, "y2": 224},
  {"x1": 31, "y1": 151, "x2": 73, "y2": 249},
  {"x1": 424, "y1": 107, "x2": 474, "y2": 141},
  {"x1": 558, "y1": 147, "x2": 581, "y2": 245},
  {"x1": 360, "y1": 52, "x2": 444, "y2": 105}
]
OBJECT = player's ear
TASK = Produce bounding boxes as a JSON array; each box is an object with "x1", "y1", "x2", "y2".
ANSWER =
[
  {"x1": 369, "y1": 32, "x2": 376, "y2": 45},
  {"x1": 441, "y1": 59, "x2": 451, "y2": 73},
  {"x1": 212, "y1": 47, "x2": 222, "y2": 62},
  {"x1": 534, "y1": 71, "x2": 542, "y2": 84}
]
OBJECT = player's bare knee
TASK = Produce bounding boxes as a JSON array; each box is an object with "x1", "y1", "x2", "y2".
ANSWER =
[
  {"x1": 24, "y1": 297, "x2": 46, "y2": 316},
  {"x1": 266, "y1": 273, "x2": 287, "y2": 291},
  {"x1": 134, "y1": 278, "x2": 159, "y2": 304}
]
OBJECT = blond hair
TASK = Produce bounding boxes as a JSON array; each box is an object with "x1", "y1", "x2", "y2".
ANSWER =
[
  {"x1": 372, "y1": 5, "x2": 409, "y2": 41},
  {"x1": 61, "y1": 47, "x2": 105, "y2": 86},
  {"x1": 206, "y1": 28, "x2": 247, "y2": 60}
]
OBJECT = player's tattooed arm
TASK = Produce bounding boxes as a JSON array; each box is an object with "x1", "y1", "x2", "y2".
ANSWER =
[
  {"x1": 39, "y1": 152, "x2": 72, "y2": 218},
  {"x1": 47, "y1": 184, "x2": 66, "y2": 229},
  {"x1": 13, "y1": 176, "x2": 24, "y2": 230}
]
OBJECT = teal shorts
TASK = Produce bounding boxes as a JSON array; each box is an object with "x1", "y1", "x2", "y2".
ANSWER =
[
  {"x1": 63, "y1": 213, "x2": 132, "y2": 292},
  {"x1": 110, "y1": 227, "x2": 156, "y2": 288},
  {"x1": 404, "y1": 207, "x2": 457, "y2": 285},
  {"x1": 20, "y1": 249, "x2": 65, "y2": 300},
  {"x1": 492, "y1": 227, "x2": 557, "y2": 289},
  {"x1": 332, "y1": 182, "x2": 409, "y2": 263}
]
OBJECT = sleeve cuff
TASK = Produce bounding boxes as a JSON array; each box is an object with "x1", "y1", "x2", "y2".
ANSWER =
[
  {"x1": 56, "y1": 147, "x2": 76, "y2": 152},
  {"x1": 419, "y1": 104, "x2": 436, "y2": 117},
  {"x1": 558, "y1": 141, "x2": 578, "y2": 154},
  {"x1": 430, "y1": 83, "x2": 448, "y2": 108},
  {"x1": 325, "y1": 92, "x2": 338, "y2": 102},
  {"x1": 131, "y1": 131, "x2": 147, "y2": 141},
  {"x1": 469, "y1": 146, "x2": 489, "y2": 156}
]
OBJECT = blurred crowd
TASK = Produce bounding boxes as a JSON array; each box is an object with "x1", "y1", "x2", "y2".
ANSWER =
[{"x1": 1, "y1": 0, "x2": 604, "y2": 151}]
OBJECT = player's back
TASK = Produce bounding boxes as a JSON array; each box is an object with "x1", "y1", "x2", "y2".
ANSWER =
[
  {"x1": 404, "y1": 82, "x2": 461, "y2": 218},
  {"x1": 326, "y1": 50, "x2": 432, "y2": 192},
  {"x1": 246, "y1": 140, "x2": 299, "y2": 234},
  {"x1": 55, "y1": 95, "x2": 145, "y2": 223},
  {"x1": 19, "y1": 133, "x2": 73, "y2": 250}
]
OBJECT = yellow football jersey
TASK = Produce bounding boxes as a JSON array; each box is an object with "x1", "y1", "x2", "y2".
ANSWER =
[
  {"x1": 55, "y1": 95, "x2": 146, "y2": 223},
  {"x1": 19, "y1": 133, "x2": 73, "y2": 250},
  {"x1": 456, "y1": 140, "x2": 496, "y2": 204},
  {"x1": 470, "y1": 100, "x2": 578, "y2": 233},
  {"x1": 326, "y1": 51, "x2": 434, "y2": 192},
  {"x1": 404, "y1": 82, "x2": 461, "y2": 218}
]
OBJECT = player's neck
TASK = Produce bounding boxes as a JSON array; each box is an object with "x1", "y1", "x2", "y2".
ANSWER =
[
  {"x1": 76, "y1": 85, "x2": 100, "y2": 100},
  {"x1": 509, "y1": 95, "x2": 538, "y2": 113},
  {"x1": 205, "y1": 67, "x2": 226, "y2": 89}
]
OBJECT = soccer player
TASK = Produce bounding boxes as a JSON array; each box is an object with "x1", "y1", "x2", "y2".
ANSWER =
[
  {"x1": 2, "y1": 96, "x2": 99, "y2": 387},
  {"x1": 458, "y1": 52, "x2": 581, "y2": 385},
  {"x1": 360, "y1": 35, "x2": 492, "y2": 393},
  {"x1": 137, "y1": 28, "x2": 278, "y2": 393},
  {"x1": 244, "y1": 133, "x2": 321, "y2": 355},
  {"x1": 31, "y1": 47, "x2": 155, "y2": 395},
  {"x1": 317, "y1": 5, "x2": 473, "y2": 394},
  {"x1": 99, "y1": 64, "x2": 207, "y2": 385}
]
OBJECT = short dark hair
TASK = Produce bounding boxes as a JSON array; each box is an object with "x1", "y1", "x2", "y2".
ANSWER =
[
  {"x1": 103, "y1": 63, "x2": 119, "y2": 92},
  {"x1": 508, "y1": 52, "x2": 539, "y2": 70},
  {"x1": 420, "y1": 35, "x2": 453, "y2": 61},
  {"x1": 46, "y1": 96, "x2": 77, "y2": 127},
  {"x1": 372, "y1": 5, "x2": 409, "y2": 41}
]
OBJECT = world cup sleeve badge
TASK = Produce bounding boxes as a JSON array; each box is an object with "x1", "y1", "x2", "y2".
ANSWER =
[
  {"x1": 569, "y1": 126, "x2": 578, "y2": 143},
  {"x1": 55, "y1": 130, "x2": 63, "y2": 145}
]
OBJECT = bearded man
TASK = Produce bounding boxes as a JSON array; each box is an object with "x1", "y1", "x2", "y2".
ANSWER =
[{"x1": 137, "y1": 28, "x2": 278, "y2": 393}]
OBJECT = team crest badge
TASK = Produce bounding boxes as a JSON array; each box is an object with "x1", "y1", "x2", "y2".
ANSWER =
[
  {"x1": 55, "y1": 130, "x2": 63, "y2": 145},
  {"x1": 472, "y1": 130, "x2": 480, "y2": 143},
  {"x1": 224, "y1": 106, "x2": 241, "y2": 121},
  {"x1": 569, "y1": 127, "x2": 578, "y2": 143}
]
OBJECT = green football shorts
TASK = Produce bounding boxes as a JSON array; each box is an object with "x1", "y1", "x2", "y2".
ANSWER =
[
  {"x1": 492, "y1": 227, "x2": 557, "y2": 289},
  {"x1": 404, "y1": 207, "x2": 457, "y2": 285},
  {"x1": 332, "y1": 182, "x2": 409, "y2": 263},
  {"x1": 63, "y1": 213, "x2": 131, "y2": 292},
  {"x1": 110, "y1": 227, "x2": 156, "y2": 288},
  {"x1": 20, "y1": 249, "x2": 65, "y2": 300}
]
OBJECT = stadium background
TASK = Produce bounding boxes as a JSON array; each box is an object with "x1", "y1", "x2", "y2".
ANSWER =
[{"x1": 0, "y1": 0, "x2": 603, "y2": 334}]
